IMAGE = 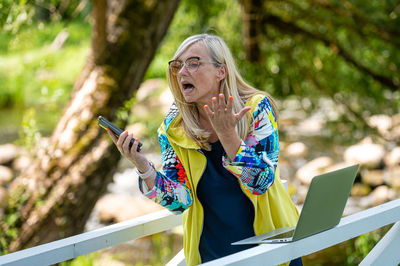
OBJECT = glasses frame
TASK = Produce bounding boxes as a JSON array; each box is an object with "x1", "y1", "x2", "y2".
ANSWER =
[{"x1": 168, "y1": 56, "x2": 221, "y2": 75}]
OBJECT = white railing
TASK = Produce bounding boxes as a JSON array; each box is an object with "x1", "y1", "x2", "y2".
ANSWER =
[
  {"x1": 0, "y1": 210, "x2": 183, "y2": 266},
  {"x1": 1, "y1": 198, "x2": 399, "y2": 266}
]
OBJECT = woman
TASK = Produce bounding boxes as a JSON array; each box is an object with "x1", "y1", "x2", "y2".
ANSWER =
[{"x1": 108, "y1": 34, "x2": 300, "y2": 265}]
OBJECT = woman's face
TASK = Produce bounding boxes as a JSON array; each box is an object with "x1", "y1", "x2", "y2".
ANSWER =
[{"x1": 175, "y1": 42, "x2": 225, "y2": 107}]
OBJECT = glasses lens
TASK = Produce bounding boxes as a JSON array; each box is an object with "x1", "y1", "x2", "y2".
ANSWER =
[
  {"x1": 169, "y1": 61, "x2": 182, "y2": 74},
  {"x1": 186, "y1": 58, "x2": 200, "y2": 72}
]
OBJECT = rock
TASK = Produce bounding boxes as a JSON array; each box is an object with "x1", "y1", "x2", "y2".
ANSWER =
[
  {"x1": 344, "y1": 139, "x2": 385, "y2": 168},
  {"x1": 295, "y1": 156, "x2": 335, "y2": 185},
  {"x1": 370, "y1": 186, "x2": 396, "y2": 206},
  {"x1": 343, "y1": 197, "x2": 363, "y2": 216},
  {"x1": 285, "y1": 142, "x2": 308, "y2": 158},
  {"x1": 0, "y1": 166, "x2": 13, "y2": 186},
  {"x1": 95, "y1": 194, "x2": 163, "y2": 224},
  {"x1": 350, "y1": 183, "x2": 371, "y2": 197},
  {"x1": 126, "y1": 123, "x2": 147, "y2": 139},
  {"x1": 0, "y1": 186, "x2": 7, "y2": 208},
  {"x1": 384, "y1": 147, "x2": 400, "y2": 167},
  {"x1": 136, "y1": 79, "x2": 166, "y2": 101},
  {"x1": 158, "y1": 89, "x2": 174, "y2": 114},
  {"x1": 12, "y1": 154, "x2": 32, "y2": 172},
  {"x1": 368, "y1": 114, "x2": 392, "y2": 135},
  {"x1": 0, "y1": 144, "x2": 19, "y2": 165},
  {"x1": 388, "y1": 166, "x2": 400, "y2": 190},
  {"x1": 296, "y1": 117, "x2": 324, "y2": 136},
  {"x1": 279, "y1": 110, "x2": 307, "y2": 127},
  {"x1": 293, "y1": 184, "x2": 308, "y2": 204},
  {"x1": 389, "y1": 125, "x2": 400, "y2": 142},
  {"x1": 361, "y1": 170, "x2": 386, "y2": 187},
  {"x1": 392, "y1": 113, "x2": 400, "y2": 127},
  {"x1": 325, "y1": 162, "x2": 355, "y2": 173}
]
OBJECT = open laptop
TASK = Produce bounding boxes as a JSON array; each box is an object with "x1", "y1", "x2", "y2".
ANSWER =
[{"x1": 232, "y1": 164, "x2": 359, "y2": 245}]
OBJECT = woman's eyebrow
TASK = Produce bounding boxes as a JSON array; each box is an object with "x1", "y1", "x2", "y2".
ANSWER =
[{"x1": 178, "y1": 56, "x2": 200, "y2": 61}]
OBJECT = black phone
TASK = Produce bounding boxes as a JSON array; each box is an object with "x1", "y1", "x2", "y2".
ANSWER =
[{"x1": 98, "y1": 116, "x2": 142, "y2": 152}]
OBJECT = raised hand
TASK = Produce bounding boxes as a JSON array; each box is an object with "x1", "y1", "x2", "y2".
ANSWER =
[{"x1": 204, "y1": 94, "x2": 251, "y2": 138}]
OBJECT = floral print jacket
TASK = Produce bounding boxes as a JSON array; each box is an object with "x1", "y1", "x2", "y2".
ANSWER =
[{"x1": 139, "y1": 95, "x2": 280, "y2": 214}]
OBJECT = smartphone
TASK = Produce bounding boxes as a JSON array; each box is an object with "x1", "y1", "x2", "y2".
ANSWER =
[{"x1": 98, "y1": 116, "x2": 142, "y2": 152}]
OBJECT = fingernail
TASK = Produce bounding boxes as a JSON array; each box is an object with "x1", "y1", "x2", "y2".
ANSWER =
[
  {"x1": 106, "y1": 128, "x2": 110, "y2": 131},
  {"x1": 135, "y1": 138, "x2": 139, "y2": 142},
  {"x1": 212, "y1": 98, "x2": 217, "y2": 102},
  {"x1": 229, "y1": 96, "x2": 233, "y2": 100},
  {"x1": 204, "y1": 105, "x2": 208, "y2": 109},
  {"x1": 219, "y1": 94, "x2": 224, "y2": 98}
]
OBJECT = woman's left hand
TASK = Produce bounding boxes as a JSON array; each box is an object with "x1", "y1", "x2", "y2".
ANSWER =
[{"x1": 204, "y1": 94, "x2": 251, "y2": 137}]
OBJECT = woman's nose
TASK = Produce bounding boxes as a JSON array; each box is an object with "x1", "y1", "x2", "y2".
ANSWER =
[{"x1": 177, "y1": 65, "x2": 189, "y2": 76}]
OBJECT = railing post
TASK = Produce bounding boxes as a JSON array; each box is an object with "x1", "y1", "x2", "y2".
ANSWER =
[{"x1": 359, "y1": 221, "x2": 400, "y2": 266}]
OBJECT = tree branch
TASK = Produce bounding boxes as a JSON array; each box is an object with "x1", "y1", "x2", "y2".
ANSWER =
[{"x1": 262, "y1": 13, "x2": 399, "y2": 91}]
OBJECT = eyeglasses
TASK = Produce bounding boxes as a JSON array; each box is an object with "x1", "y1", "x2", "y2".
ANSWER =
[{"x1": 168, "y1": 56, "x2": 221, "y2": 75}]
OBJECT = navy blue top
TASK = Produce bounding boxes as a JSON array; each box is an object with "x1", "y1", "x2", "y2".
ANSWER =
[{"x1": 197, "y1": 141, "x2": 257, "y2": 263}]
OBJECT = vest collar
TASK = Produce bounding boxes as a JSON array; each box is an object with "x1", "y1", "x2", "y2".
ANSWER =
[{"x1": 164, "y1": 103, "x2": 200, "y2": 149}]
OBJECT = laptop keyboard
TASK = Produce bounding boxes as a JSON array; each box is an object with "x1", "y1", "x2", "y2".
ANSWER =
[{"x1": 263, "y1": 229, "x2": 295, "y2": 240}]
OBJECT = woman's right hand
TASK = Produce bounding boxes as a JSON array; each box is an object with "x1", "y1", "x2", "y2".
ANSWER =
[{"x1": 107, "y1": 129, "x2": 156, "y2": 188}]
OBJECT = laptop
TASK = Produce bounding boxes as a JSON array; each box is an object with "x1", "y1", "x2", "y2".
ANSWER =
[{"x1": 232, "y1": 164, "x2": 359, "y2": 245}]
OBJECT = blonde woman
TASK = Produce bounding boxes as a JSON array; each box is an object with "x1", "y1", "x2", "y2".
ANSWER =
[{"x1": 108, "y1": 34, "x2": 301, "y2": 265}]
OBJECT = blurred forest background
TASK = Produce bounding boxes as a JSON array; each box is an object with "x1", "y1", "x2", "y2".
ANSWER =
[{"x1": 0, "y1": 0, "x2": 399, "y2": 265}]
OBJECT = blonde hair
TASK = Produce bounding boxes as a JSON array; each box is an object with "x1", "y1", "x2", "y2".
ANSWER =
[{"x1": 167, "y1": 34, "x2": 277, "y2": 150}]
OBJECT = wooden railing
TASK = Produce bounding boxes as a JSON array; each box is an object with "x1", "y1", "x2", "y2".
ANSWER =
[{"x1": 1, "y1": 197, "x2": 399, "y2": 265}]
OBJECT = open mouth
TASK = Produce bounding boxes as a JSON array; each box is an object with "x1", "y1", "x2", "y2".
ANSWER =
[{"x1": 182, "y1": 82, "x2": 195, "y2": 94}]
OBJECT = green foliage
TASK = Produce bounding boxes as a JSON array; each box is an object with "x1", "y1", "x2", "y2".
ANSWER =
[
  {"x1": 345, "y1": 226, "x2": 390, "y2": 265},
  {"x1": 14, "y1": 108, "x2": 41, "y2": 150},
  {"x1": 0, "y1": 186, "x2": 30, "y2": 255},
  {"x1": 0, "y1": 0, "x2": 91, "y2": 33},
  {"x1": 0, "y1": 19, "x2": 90, "y2": 109},
  {"x1": 59, "y1": 251, "x2": 100, "y2": 266},
  {"x1": 145, "y1": 0, "x2": 243, "y2": 80}
]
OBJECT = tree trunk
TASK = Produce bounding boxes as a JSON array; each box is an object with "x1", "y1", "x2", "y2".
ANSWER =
[
  {"x1": 2, "y1": 0, "x2": 180, "y2": 252},
  {"x1": 240, "y1": 0, "x2": 264, "y2": 63}
]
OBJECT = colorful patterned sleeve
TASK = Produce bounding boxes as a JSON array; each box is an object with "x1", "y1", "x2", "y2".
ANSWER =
[
  {"x1": 223, "y1": 96, "x2": 279, "y2": 195},
  {"x1": 138, "y1": 133, "x2": 193, "y2": 214}
]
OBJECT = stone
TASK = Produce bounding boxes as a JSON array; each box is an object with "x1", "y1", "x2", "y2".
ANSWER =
[
  {"x1": 285, "y1": 142, "x2": 308, "y2": 158},
  {"x1": 344, "y1": 139, "x2": 385, "y2": 168},
  {"x1": 325, "y1": 162, "x2": 355, "y2": 173},
  {"x1": 158, "y1": 89, "x2": 174, "y2": 114},
  {"x1": 384, "y1": 147, "x2": 400, "y2": 167},
  {"x1": 296, "y1": 117, "x2": 324, "y2": 136},
  {"x1": 295, "y1": 156, "x2": 335, "y2": 185},
  {"x1": 392, "y1": 113, "x2": 400, "y2": 127},
  {"x1": 370, "y1": 186, "x2": 396, "y2": 206},
  {"x1": 126, "y1": 123, "x2": 147, "y2": 139},
  {"x1": 368, "y1": 114, "x2": 392, "y2": 135},
  {"x1": 343, "y1": 197, "x2": 363, "y2": 216},
  {"x1": 350, "y1": 183, "x2": 371, "y2": 197},
  {"x1": 388, "y1": 166, "x2": 400, "y2": 190},
  {"x1": 361, "y1": 169, "x2": 386, "y2": 187},
  {"x1": 0, "y1": 144, "x2": 19, "y2": 165},
  {"x1": 95, "y1": 194, "x2": 163, "y2": 224},
  {"x1": 135, "y1": 78, "x2": 166, "y2": 101},
  {"x1": 0, "y1": 166, "x2": 13, "y2": 186},
  {"x1": 12, "y1": 155, "x2": 32, "y2": 172},
  {"x1": 0, "y1": 186, "x2": 7, "y2": 208},
  {"x1": 389, "y1": 125, "x2": 400, "y2": 142}
]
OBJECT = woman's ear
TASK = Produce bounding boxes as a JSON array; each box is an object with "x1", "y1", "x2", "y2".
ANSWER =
[{"x1": 216, "y1": 64, "x2": 226, "y2": 81}]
